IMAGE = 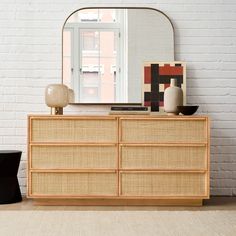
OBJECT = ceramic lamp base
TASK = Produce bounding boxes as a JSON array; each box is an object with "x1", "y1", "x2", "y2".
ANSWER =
[{"x1": 51, "y1": 107, "x2": 63, "y2": 115}]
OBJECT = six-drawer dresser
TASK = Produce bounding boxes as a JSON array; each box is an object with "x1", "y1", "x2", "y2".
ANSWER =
[{"x1": 28, "y1": 115, "x2": 210, "y2": 205}]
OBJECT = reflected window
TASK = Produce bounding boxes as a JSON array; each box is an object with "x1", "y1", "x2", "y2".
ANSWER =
[
  {"x1": 67, "y1": 9, "x2": 117, "y2": 23},
  {"x1": 82, "y1": 31, "x2": 99, "y2": 51},
  {"x1": 63, "y1": 9, "x2": 127, "y2": 103},
  {"x1": 81, "y1": 72, "x2": 100, "y2": 102}
]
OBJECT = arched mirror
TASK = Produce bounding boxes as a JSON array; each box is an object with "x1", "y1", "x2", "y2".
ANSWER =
[{"x1": 62, "y1": 7, "x2": 174, "y2": 104}]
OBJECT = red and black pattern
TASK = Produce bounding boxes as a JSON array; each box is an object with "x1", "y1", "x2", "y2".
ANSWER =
[{"x1": 143, "y1": 62, "x2": 185, "y2": 112}]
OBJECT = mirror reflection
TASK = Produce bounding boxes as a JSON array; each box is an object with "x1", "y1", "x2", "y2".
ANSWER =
[{"x1": 62, "y1": 8, "x2": 174, "y2": 104}]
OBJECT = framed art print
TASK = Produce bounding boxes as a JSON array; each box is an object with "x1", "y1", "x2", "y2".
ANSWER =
[{"x1": 143, "y1": 62, "x2": 186, "y2": 113}]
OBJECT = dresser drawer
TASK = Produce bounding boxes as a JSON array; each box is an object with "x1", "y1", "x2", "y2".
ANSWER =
[
  {"x1": 30, "y1": 172, "x2": 117, "y2": 196},
  {"x1": 120, "y1": 118, "x2": 207, "y2": 143},
  {"x1": 120, "y1": 172, "x2": 207, "y2": 197},
  {"x1": 31, "y1": 145, "x2": 117, "y2": 169},
  {"x1": 30, "y1": 118, "x2": 117, "y2": 143},
  {"x1": 120, "y1": 145, "x2": 206, "y2": 170}
]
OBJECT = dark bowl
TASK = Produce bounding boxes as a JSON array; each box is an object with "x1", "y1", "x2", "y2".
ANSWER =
[{"x1": 177, "y1": 106, "x2": 199, "y2": 115}]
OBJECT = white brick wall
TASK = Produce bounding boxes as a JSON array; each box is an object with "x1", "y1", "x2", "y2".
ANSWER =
[{"x1": 0, "y1": 0, "x2": 236, "y2": 196}]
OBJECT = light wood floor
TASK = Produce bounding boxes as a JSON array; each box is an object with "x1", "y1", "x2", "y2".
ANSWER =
[{"x1": 0, "y1": 197, "x2": 236, "y2": 211}]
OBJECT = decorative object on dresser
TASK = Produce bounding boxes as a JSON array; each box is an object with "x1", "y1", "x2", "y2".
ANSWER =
[
  {"x1": 45, "y1": 84, "x2": 69, "y2": 115},
  {"x1": 109, "y1": 106, "x2": 150, "y2": 115},
  {"x1": 143, "y1": 62, "x2": 186, "y2": 113},
  {"x1": 164, "y1": 78, "x2": 183, "y2": 115},
  {"x1": 27, "y1": 115, "x2": 210, "y2": 206},
  {"x1": 178, "y1": 106, "x2": 199, "y2": 115}
]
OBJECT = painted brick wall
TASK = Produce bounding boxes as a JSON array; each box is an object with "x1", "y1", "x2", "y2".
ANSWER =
[{"x1": 0, "y1": 0, "x2": 236, "y2": 196}]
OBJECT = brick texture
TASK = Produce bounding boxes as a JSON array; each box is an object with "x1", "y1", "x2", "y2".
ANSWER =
[{"x1": 0, "y1": 0, "x2": 236, "y2": 196}]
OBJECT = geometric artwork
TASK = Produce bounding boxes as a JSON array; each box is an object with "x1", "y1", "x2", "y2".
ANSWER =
[{"x1": 143, "y1": 62, "x2": 186, "y2": 113}]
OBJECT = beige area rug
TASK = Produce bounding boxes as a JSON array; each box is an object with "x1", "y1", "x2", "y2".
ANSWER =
[{"x1": 0, "y1": 211, "x2": 236, "y2": 236}]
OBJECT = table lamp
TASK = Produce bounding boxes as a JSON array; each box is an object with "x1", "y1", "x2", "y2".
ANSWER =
[{"x1": 45, "y1": 84, "x2": 69, "y2": 115}]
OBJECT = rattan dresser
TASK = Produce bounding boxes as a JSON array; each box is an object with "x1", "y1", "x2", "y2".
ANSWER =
[{"x1": 28, "y1": 115, "x2": 210, "y2": 206}]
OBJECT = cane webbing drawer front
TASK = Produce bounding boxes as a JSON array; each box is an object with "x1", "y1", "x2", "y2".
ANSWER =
[
  {"x1": 30, "y1": 118, "x2": 117, "y2": 143},
  {"x1": 31, "y1": 145, "x2": 117, "y2": 169},
  {"x1": 120, "y1": 119, "x2": 207, "y2": 143},
  {"x1": 31, "y1": 172, "x2": 117, "y2": 196},
  {"x1": 120, "y1": 145, "x2": 206, "y2": 170},
  {"x1": 120, "y1": 172, "x2": 207, "y2": 197}
]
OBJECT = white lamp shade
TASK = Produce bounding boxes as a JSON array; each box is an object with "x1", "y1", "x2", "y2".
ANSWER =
[{"x1": 45, "y1": 84, "x2": 69, "y2": 108}]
